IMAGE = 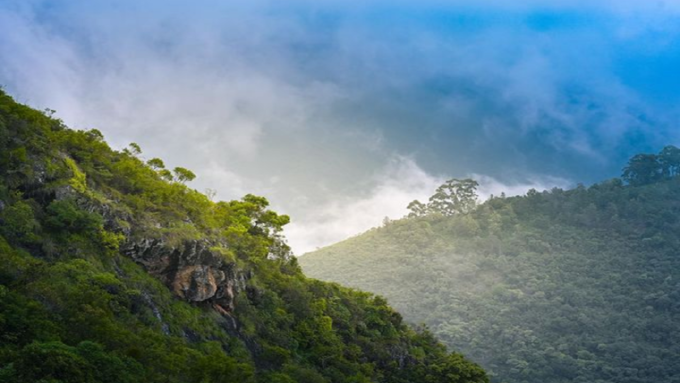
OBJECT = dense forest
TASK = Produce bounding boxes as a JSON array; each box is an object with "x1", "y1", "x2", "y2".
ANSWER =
[
  {"x1": 0, "y1": 90, "x2": 488, "y2": 383},
  {"x1": 301, "y1": 150, "x2": 680, "y2": 383}
]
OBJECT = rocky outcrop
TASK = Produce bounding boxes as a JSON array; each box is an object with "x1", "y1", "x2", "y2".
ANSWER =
[
  {"x1": 122, "y1": 238, "x2": 247, "y2": 313},
  {"x1": 50, "y1": 178, "x2": 248, "y2": 313}
]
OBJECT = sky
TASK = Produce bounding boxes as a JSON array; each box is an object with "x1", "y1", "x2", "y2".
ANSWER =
[{"x1": 2, "y1": 0, "x2": 680, "y2": 254}]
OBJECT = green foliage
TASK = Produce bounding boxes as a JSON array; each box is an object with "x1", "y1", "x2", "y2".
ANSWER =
[
  {"x1": 158, "y1": 169, "x2": 173, "y2": 181},
  {"x1": 3, "y1": 341, "x2": 144, "y2": 383},
  {"x1": 45, "y1": 199, "x2": 103, "y2": 235},
  {"x1": 659, "y1": 145, "x2": 680, "y2": 178},
  {"x1": 622, "y1": 154, "x2": 663, "y2": 186},
  {"x1": 0, "y1": 89, "x2": 485, "y2": 383},
  {"x1": 173, "y1": 167, "x2": 196, "y2": 183},
  {"x1": 428, "y1": 178, "x2": 479, "y2": 216},
  {"x1": 146, "y1": 158, "x2": 165, "y2": 169},
  {"x1": 622, "y1": 145, "x2": 680, "y2": 186},
  {"x1": 0, "y1": 200, "x2": 39, "y2": 244},
  {"x1": 302, "y1": 175, "x2": 680, "y2": 383},
  {"x1": 409, "y1": 178, "x2": 479, "y2": 217},
  {"x1": 99, "y1": 230, "x2": 125, "y2": 256},
  {"x1": 127, "y1": 143, "x2": 142, "y2": 156},
  {"x1": 65, "y1": 157, "x2": 88, "y2": 193},
  {"x1": 407, "y1": 200, "x2": 428, "y2": 218}
]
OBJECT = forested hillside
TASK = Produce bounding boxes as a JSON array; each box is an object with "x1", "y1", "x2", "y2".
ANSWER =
[
  {"x1": 301, "y1": 155, "x2": 680, "y2": 383},
  {"x1": 0, "y1": 90, "x2": 488, "y2": 383}
]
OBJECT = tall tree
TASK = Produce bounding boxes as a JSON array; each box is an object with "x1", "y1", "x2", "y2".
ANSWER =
[
  {"x1": 622, "y1": 154, "x2": 662, "y2": 186},
  {"x1": 173, "y1": 167, "x2": 196, "y2": 183},
  {"x1": 658, "y1": 145, "x2": 680, "y2": 178},
  {"x1": 428, "y1": 178, "x2": 479, "y2": 216},
  {"x1": 407, "y1": 200, "x2": 429, "y2": 218}
]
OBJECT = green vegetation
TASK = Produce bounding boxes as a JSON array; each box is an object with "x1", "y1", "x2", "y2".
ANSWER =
[
  {"x1": 0, "y1": 90, "x2": 486, "y2": 383},
  {"x1": 301, "y1": 157, "x2": 680, "y2": 383},
  {"x1": 407, "y1": 179, "x2": 479, "y2": 218},
  {"x1": 622, "y1": 145, "x2": 680, "y2": 186}
]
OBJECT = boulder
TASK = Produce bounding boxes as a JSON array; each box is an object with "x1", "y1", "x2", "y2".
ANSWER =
[{"x1": 122, "y1": 238, "x2": 246, "y2": 313}]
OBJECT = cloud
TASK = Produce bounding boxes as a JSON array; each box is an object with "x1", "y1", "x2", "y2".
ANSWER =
[
  {"x1": 3, "y1": 0, "x2": 678, "y2": 179},
  {"x1": 2, "y1": 0, "x2": 680, "y2": 255},
  {"x1": 0, "y1": 4, "x2": 85, "y2": 118},
  {"x1": 0, "y1": 2, "x2": 338, "y2": 157},
  {"x1": 284, "y1": 157, "x2": 440, "y2": 254},
  {"x1": 472, "y1": 173, "x2": 570, "y2": 199},
  {"x1": 287, "y1": 157, "x2": 569, "y2": 254}
]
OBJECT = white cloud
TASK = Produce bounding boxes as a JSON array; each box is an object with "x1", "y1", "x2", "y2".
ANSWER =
[
  {"x1": 0, "y1": 6, "x2": 85, "y2": 120},
  {"x1": 287, "y1": 158, "x2": 570, "y2": 255},
  {"x1": 472, "y1": 173, "x2": 570, "y2": 200},
  {"x1": 0, "y1": 1, "x2": 343, "y2": 157},
  {"x1": 1, "y1": 0, "x2": 676, "y2": 257},
  {"x1": 286, "y1": 157, "x2": 444, "y2": 254}
]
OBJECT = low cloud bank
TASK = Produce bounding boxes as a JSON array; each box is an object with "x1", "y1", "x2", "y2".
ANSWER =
[{"x1": 288, "y1": 158, "x2": 569, "y2": 255}]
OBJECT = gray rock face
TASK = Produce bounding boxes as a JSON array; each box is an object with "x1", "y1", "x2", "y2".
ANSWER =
[{"x1": 122, "y1": 238, "x2": 246, "y2": 312}]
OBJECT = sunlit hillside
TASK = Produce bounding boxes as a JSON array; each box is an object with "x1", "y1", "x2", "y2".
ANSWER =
[
  {"x1": 0, "y1": 90, "x2": 487, "y2": 383},
  {"x1": 302, "y1": 155, "x2": 680, "y2": 383}
]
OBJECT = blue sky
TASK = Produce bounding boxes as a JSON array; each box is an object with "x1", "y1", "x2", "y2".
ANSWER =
[{"x1": 2, "y1": 0, "x2": 680, "y2": 252}]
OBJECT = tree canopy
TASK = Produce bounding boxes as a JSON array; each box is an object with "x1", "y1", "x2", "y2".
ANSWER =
[
  {"x1": 0, "y1": 89, "x2": 487, "y2": 383},
  {"x1": 408, "y1": 178, "x2": 479, "y2": 218},
  {"x1": 303, "y1": 153, "x2": 680, "y2": 383},
  {"x1": 622, "y1": 145, "x2": 680, "y2": 186}
]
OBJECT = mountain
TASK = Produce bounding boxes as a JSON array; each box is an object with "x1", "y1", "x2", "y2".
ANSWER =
[
  {"x1": 0, "y1": 90, "x2": 487, "y2": 383},
  {"x1": 300, "y1": 164, "x2": 680, "y2": 383}
]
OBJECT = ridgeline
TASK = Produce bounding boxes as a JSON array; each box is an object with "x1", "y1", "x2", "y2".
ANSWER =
[
  {"x1": 301, "y1": 152, "x2": 680, "y2": 383},
  {"x1": 0, "y1": 90, "x2": 487, "y2": 383}
]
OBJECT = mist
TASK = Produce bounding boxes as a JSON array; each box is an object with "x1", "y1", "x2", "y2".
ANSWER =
[{"x1": 2, "y1": 0, "x2": 679, "y2": 253}]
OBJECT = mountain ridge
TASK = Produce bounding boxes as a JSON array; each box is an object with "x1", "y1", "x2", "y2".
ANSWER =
[
  {"x1": 301, "y1": 165, "x2": 680, "y2": 383},
  {"x1": 0, "y1": 89, "x2": 487, "y2": 383}
]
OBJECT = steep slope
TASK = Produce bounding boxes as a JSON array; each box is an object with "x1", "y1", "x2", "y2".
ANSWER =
[
  {"x1": 301, "y1": 176, "x2": 680, "y2": 383},
  {"x1": 0, "y1": 90, "x2": 487, "y2": 383}
]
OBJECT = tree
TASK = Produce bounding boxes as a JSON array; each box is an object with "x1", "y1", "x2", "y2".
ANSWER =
[
  {"x1": 85, "y1": 129, "x2": 104, "y2": 142},
  {"x1": 407, "y1": 179, "x2": 480, "y2": 217},
  {"x1": 0, "y1": 200, "x2": 39, "y2": 244},
  {"x1": 407, "y1": 200, "x2": 429, "y2": 218},
  {"x1": 127, "y1": 143, "x2": 142, "y2": 156},
  {"x1": 147, "y1": 158, "x2": 165, "y2": 169},
  {"x1": 173, "y1": 167, "x2": 196, "y2": 183},
  {"x1": 428, "y1": 178, "x2": 479, "y2": 216},
  {"x1": 658, "y1": 145, "x2": 680, "y2": 178},
  {"x1": 622, "y1": 154, "x2": 662, "y2": 186},
  {"x1": 159, "y1": 169, "x2": 174, "y2": 181},
  {"x1": 241, "y1": 194, "x2": 290, "y2": 233},
  {"x1": 10, "y1": 341, "x2": 93, "y2": 383}
]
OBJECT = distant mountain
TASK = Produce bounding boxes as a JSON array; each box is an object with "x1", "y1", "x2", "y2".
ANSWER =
[
  {"x1": 301, "y1": 158, "x2": 680, "y2": 383},
  {"x1": 0, "y1": 90, "x2": 487, "y2": 383}
]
